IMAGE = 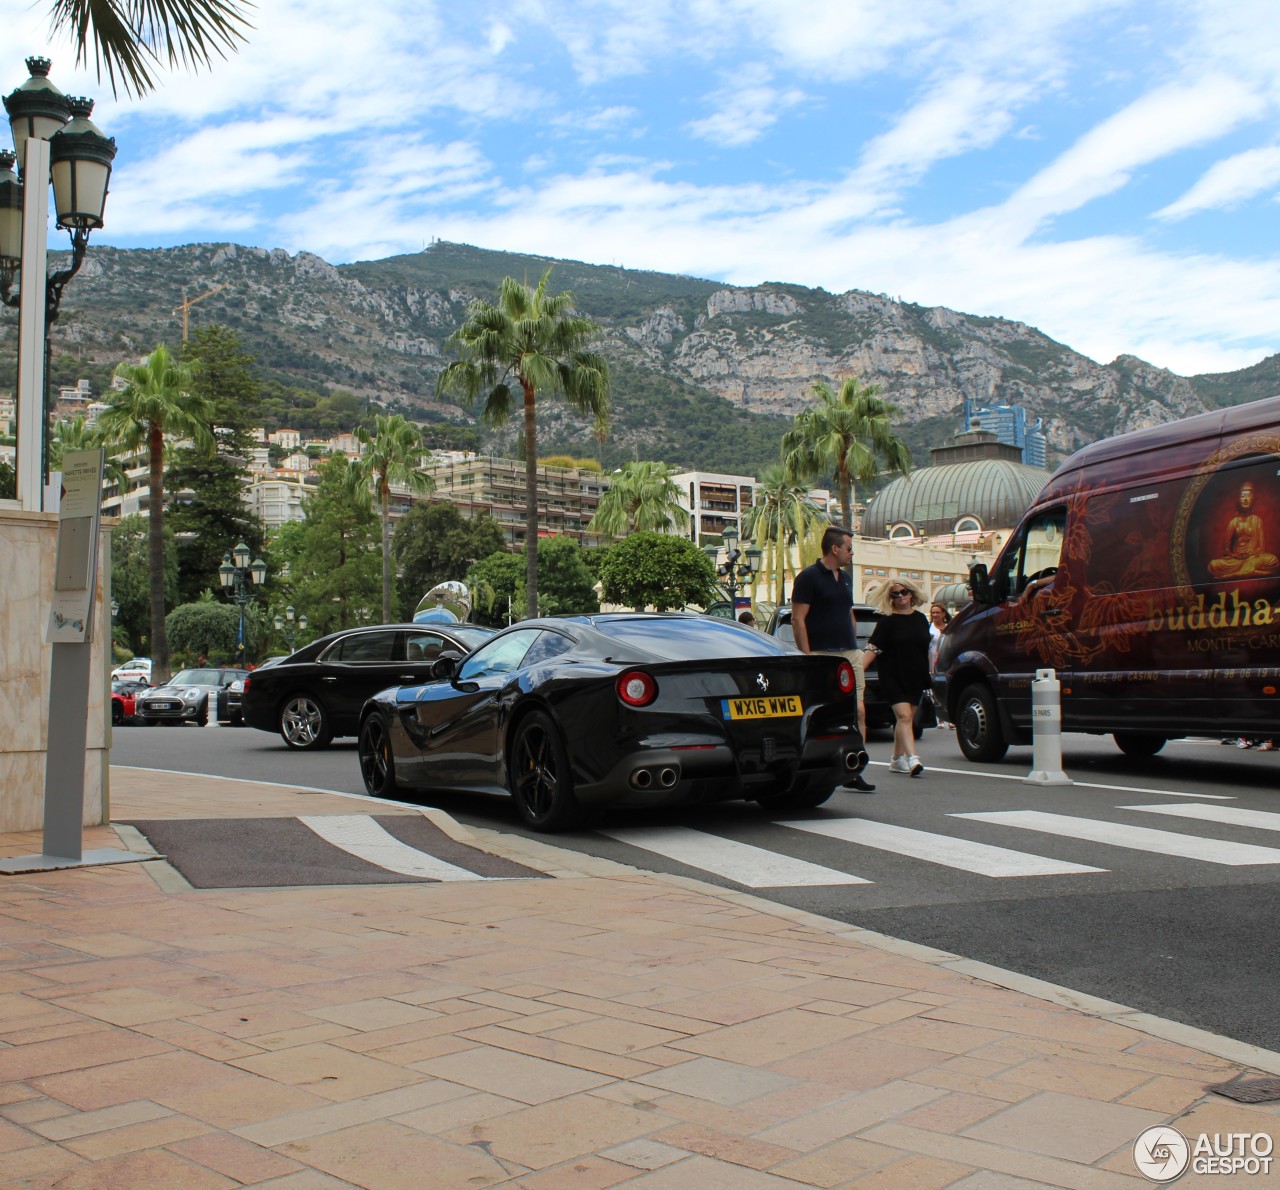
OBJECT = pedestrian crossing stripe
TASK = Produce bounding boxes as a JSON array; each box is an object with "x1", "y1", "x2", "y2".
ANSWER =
[
  {"x1": 1122, "y1": 803, "x2": 1280, "y2": 833},
  {"x1": 953, "y1": 810, "x2": 1280, "y2": 866},
  {"x1": 779, "y1": 818, "x2": 1105, "y2": 877},
  {"x1": 597, "y1": 826, "x2": 871, "y2": 887},
  {"x1": 299, "y1": 815, "x2": 491, "y2": 881}
]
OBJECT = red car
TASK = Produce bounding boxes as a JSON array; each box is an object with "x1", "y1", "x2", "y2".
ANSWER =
[{"x1": 111, "y1": 678, "x2": 149, "y2": 726}]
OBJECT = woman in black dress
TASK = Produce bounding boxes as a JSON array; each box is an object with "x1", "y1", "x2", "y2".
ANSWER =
[{"x1": 861, "y1": 577, "x2": 931, "y2": 777}]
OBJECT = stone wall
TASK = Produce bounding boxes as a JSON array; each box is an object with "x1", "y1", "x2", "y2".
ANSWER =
[{"x1": 0, "y1": 510, "x2": 110, "y2": 832}]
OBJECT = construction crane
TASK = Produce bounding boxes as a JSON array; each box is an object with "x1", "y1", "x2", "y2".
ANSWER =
[{"x1": 172, "y1": 283, "x2": 228, "y2": 342}]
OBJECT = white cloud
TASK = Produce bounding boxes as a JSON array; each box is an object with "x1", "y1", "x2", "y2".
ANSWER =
[
  {"x1": 4, "y1": 0, "x2": 1279, "y2": 378},
  {"x1": 1000, "y1": 75, "x2": 1267, "y2": 233},
  {"x1": 686, "y1": 65, "x2": 806, "y2": 148},
  {"x1": 552, "y1": 106, "x2": 640, "y2": 134},
  {"x1": 1157, "y1": 145, "x2": 1280, "y2": 219}
]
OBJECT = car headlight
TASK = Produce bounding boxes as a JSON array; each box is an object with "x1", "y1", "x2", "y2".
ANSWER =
[{"x1": 182, "y1": 688, "x2": 202, "y2": 703}]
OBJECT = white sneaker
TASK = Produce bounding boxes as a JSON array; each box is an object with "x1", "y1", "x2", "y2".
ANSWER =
[
  {"x1": 889, "y1": 756, "x2": 912, "y2": 774},
  {"x1": 909, "y1": 755, "x2": 925, "y2": 777}
]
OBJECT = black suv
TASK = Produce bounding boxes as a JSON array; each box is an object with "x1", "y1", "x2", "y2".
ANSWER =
[{"x1": 765, "y1": 604, "x2": 894, "y2": 732}]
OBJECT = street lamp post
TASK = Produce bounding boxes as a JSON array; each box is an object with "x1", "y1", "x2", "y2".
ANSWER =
[
  {"x1": 705, "y1": 526, "x2": 762, "y2": 616},
  {"x1": 218, "y1": 541, "x2": 266, "y2": 663},
  {"x1": 2, "y1": 57, "x2": 117, "y2": 509},
  {"x1": 273, "y1": 605, "x2": 307, "y2": 654}
]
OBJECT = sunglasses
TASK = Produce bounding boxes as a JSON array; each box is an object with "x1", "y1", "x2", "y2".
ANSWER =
[{"x1": 889, "y1": 589, "x2": 911, "y2": 598}]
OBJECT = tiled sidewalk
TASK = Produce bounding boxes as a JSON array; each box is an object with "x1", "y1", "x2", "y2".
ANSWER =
[{"x1": 0, "y1": 768, "x2": 1274, "y2": 1188}]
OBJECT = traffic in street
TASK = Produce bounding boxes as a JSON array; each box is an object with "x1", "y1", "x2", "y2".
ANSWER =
[{"x1": 112, "y1": 721, "x2": 1280, "y2": 1056}]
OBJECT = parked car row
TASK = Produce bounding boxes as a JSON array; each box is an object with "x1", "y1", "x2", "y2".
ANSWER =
[{"x1": 134, "y1": 668, "x2": 249, "y2": 727}]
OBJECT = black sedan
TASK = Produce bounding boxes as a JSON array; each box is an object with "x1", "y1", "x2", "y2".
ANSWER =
[
  {"x1": 242, "y1": 622, "x2": 495, "y2": 750},
  {"x1": 357, "y1": 613, "x2": 869, "y2": 831}
]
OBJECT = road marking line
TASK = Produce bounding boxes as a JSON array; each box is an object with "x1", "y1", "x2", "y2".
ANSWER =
[
  {"x1": 874, "y1": 762, "x2": 1232, "y2": 800},
  {"x1": 1122, "y1": 803, "x2": 1280, "y2": 832},
  {"x1": 299, "y1": 815, "x2": 480, "y2": 881},
  {"x1": 597, "y1": 827, "x2": 871, "y2": 887},
  {"x1": 779, "y1": 818, "x2": 1105, "y2": 877},
  {"x1": 953, "y1": 810, "x2": 1280, "y2": 866}
]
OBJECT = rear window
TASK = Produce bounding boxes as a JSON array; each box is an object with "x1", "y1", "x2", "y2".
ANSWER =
[
  {"x1": 324, "y1": 631, "x2": 398, "y2": 662},
  {"x1": 595, "y1": 617, "x2": 790, "y2": 661}
]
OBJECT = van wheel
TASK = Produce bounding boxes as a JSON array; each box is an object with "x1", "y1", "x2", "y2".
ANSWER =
[
  {"x1": 1113, "y1": 732, "x2": 1167, "y2": 758},
  {"x1": 956, "y1": 683, "x2": 1008, "y2": 762}
]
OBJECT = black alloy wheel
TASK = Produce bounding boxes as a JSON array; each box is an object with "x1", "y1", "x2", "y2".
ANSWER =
[
  {"x1": 279, "y1": 693, "x2": 333, "y2": 750},
  {"x1": 358, "y1": 714, "x2": 401, "y2": 796},
  {"x1": 956, "y1": 682, "x2": 1008, "y2": 762},
  {"x1": 510, "y1": 711, "x2": 581, "y2": 831}
]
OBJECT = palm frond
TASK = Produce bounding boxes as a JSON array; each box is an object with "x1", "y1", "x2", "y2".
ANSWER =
[{"x1": 49, "y1": 0, "x2": 254, "y2": 98}]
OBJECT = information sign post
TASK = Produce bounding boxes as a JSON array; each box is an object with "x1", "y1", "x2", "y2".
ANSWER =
[{"x1": 0, "y1": 450, "x2": 148, "y2": 873}]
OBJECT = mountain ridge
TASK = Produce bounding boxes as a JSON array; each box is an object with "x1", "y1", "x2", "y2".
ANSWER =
[{"x1": 6, "y1": 239, "x2": 1276, "y2": 476}]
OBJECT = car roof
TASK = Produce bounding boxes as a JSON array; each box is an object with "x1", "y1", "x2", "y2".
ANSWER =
[{"x1": 280, "y1": 621, "x2": 491, "y2": 662}]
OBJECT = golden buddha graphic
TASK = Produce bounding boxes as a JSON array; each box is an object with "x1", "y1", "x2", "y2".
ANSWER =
[{"x1": 1207, "y1": 480, "x2": 1280, "y2": 579}]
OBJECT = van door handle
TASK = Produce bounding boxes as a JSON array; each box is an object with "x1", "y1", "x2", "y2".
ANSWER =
[{"x1": 1042, "y1": 607, "x2": 1065, "y2": 616}]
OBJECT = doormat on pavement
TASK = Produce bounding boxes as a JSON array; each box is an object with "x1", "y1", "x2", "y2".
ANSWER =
[
  {"x1": 123, "y1": 814, "x2": 549, "y2": 889},
  {"x1": 1205, "y1": 1076, "x2": 1280, "y2": 1103}
]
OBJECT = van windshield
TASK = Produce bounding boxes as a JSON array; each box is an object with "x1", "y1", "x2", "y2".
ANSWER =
[{"x1": 996, "y1": 508, "x2": 1066, "y2": 599}]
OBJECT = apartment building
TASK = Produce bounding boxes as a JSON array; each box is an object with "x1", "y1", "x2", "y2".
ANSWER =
[{"x1": 420, "y1": 454, "x2": 606, "y2": 546}]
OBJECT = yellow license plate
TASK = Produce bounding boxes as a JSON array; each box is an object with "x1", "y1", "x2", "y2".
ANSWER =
[{"x1": 720, "y1": 695, "x2": 802, "y2": 720}]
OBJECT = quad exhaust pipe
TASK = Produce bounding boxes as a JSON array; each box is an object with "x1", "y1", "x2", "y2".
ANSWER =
[
  {"x1": 629, "y1": 766, "x2": 680, "y2": 790},
  {"x1": 844, "y1": 749, "x2": 870, "y2": 773}
]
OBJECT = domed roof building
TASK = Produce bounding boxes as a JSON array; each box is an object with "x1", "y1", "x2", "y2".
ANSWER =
[{"x1": 862, "y1": 428, "x2": 1050, "y2": 540}]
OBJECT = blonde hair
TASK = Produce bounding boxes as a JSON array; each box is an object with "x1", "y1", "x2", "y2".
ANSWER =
[{"x1": 872, "y1": 575, "x2": 925, "y2": 614}]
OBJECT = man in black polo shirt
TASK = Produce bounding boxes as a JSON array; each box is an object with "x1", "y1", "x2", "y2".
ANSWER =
[{"x1": 792, "y1": 526, "x2": 875, "y2": 792}]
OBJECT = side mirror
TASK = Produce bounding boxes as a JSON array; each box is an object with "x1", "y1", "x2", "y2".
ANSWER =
[
  {"x1": 968, "y1": 562, "x2": 994, "y2": 604},
  {"x1": 431, "y1": 651, "x2": 462, "y2": 680}
]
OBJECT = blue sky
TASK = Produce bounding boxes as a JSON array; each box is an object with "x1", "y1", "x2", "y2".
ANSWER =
[{"x1": 4, "y1": 0, "x2": 1279, "y2": 376}]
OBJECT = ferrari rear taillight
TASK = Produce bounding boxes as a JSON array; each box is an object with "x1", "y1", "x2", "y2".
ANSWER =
[
  {"x1": 616, "y1": 670, "x2": 657, "y2": 707},
  {"x1": 836, "y1": 661, "x2": 856, "y2": 695}
]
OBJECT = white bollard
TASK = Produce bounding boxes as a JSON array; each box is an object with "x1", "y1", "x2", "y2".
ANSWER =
[{"x1": 1024, "y1": 667, "x2": 1073, "y2": 786}]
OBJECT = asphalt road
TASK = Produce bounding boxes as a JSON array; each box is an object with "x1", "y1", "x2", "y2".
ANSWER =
[{"x1": 111, "y1": 720, "x2": 1280, "y2": 1054}]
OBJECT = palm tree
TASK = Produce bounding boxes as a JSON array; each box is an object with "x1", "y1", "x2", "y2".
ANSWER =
[
  {"x1": 589, "y1": 460, "x2": 686, "y2": 540},
  {"x1": 781, "y1": 377, "x2": 912, "y2": 531},
  {"x1": 437, "y1": 270, "x2": 610, "y2": 616},
  {"x1": 49, "y1": 414, "x2": 130, "y2": 494},
  {"x1": 48, "y1": 0, "x2": 253, "y2": 98},
  {"x1": 742, "y1": 464, "x2": 830, "y2": 606},
  {"x1": 352, "y1": 413, "x2": 433, "y2": 623},
  {"x1": 95, "y1": 344, "x2": 214, "y2": 682}
]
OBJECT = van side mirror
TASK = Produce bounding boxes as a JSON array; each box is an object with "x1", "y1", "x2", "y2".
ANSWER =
[
  {"x1": 431, "y1": 651, "x2": 462, "y2": 680},
  {"x1": 968, "y1": 562, "x2": 994, "y2": 604}
]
